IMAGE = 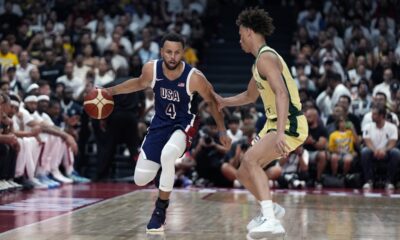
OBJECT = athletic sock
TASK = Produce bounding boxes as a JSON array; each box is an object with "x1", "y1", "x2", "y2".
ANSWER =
[{"x1": 260, "y1": 200, "x2": 275, "y2": 219}]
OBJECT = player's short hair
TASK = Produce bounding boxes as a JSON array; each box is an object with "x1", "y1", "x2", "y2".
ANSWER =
[
  {"x1": 161, "y1": 32, "x2": 185, "y2": 48},
  {"x1": 236, "y1": 7, "x2": 275, "y2": 37}
]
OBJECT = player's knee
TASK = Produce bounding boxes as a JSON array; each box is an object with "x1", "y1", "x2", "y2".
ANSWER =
[{"x1": 133, "y1": 173, "x2": 152, "y2": 186}]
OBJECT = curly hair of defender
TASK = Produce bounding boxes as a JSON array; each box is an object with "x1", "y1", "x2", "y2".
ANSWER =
[{"x1": 236, "y1": 7, "x2": 275, "y2": 37}]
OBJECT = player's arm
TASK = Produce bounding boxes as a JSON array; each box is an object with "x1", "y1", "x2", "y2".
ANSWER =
[
  {"x1": 258, "y1": 52, "x2": 288, "y2": 135},
  {"x1": 217, "y1": 77, "x2": 260, "y2": 109},
  {"x1": 258, "y1": 52, "x2": 290, "y2": 155},
  {"x1": 106, "y1": 61, "x2": 154, "y2": 96},
  {"x1": 190, "y1": 70, "x2": 231, "y2": 149}
]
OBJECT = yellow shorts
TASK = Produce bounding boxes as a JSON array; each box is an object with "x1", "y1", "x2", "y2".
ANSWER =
[{"x1": 257, "y1": 114, "x2": 308, "y2": 152}]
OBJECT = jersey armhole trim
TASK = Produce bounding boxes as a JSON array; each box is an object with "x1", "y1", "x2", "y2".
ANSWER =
[
  {"x1": 150, "y1": 60, "x2": 157, "y2": 88},
  {"x1": 186, "y1": 68, "x2": 196, "y2": 96}
]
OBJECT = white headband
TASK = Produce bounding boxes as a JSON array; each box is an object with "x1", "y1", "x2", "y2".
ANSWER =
[
  {"x1": 24, "y1": 95, "x2": 38, "y2": 102},
  {"x1": 10, "y1": 100, "x2": 20, "y2": 107},
  {"x1": 37, "y1": 95, "x2": 49, "y2": 101},
  {"x1": 26, "y1": 83, "x2": 39, "y2": 93}
]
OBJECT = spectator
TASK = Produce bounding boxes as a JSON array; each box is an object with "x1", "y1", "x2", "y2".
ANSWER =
[
  {"x1": 361, "y1": 92, "x2": 399, "y2": 130},
  {"x1": 56, "y1": 62, "x2": 85, "y2": 100},
  {"x1": 16, "y1": 51, "x2": 35, "y2": 91},
  {"x1": 304, "y1": 107, "x2": 328, "y2": 188},
  {"x1": 278, "y1": 146, "x2": 309, "y2": 189},
  {"x1": 351, "y1": 79, "x2": 372, "y2": 119},
  {"x1": 361, "y1": 105, "x2": 400, "y2": 191},
  {"x1": 39, "y1": 49, "x2": 64, "y2": 88},
  {"x1": 94, "y1": 58, "x2": 115, "y2": 87},
  {"x1": 328, "y1": 116, "x2": 358, "y2": 176},
  {"x1": 0, "y1": 40, "x2": 18, "y2": 68},
  {"x1": 226, "y1": 116, "x2": 243, "y2": 143},
  {"x1": 0, "y1": 1, "x2": 21, "y2": 35},
  {"x1": 373, "y1": 68, "x2": 395, "y2": 105}
]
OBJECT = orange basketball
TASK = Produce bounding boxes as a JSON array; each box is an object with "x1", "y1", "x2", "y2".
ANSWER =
[{"x1": 84, "y1": 88, "x2": 114, "y2": 119}]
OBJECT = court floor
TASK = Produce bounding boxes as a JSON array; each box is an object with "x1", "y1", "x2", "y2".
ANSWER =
[{"x1": 0, "y1": 184, "x2": 399, "y2": 240}]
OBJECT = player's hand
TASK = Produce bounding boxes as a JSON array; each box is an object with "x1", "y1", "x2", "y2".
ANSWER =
[
  {"x1": 219, "y1": 134, "x2": 232, "y2": 150},
  {"x1": 212, "y1": 92, "x2": 225, "y2": 112},
  {"x1": 65, "y1": 135, "x2": 78, "y2": 155},
  {"x1": 275, "y1": 132, "x2": 290, "y2": 158}
]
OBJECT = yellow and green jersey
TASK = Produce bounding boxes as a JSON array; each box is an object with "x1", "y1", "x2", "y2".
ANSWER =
[{"x1": 252, "y1": 45, "x2": 302, "y2": 120}]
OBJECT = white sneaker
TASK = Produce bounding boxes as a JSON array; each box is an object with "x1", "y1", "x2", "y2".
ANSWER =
[
  {"x1": 51, "y1": 170, "x2": 73, "y2": 184},
  {"x1": 30, "y1": 178, "x2": 48, "y2": 189},
  {"x1": 249, "y1": 217, "x2": 285, "y2": 239},
  {"x1": 363, "y1": 181, "x2": 373, "y2": 191},
  {"x1": 246, "y1": 203, "x2": 285, "y2": 231},
  {"x1": 385, "y1": 183, "x2": 395, "y2": 191}
]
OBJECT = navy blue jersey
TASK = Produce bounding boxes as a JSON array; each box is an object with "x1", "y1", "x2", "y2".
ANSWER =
[{"x1": 149, "y1": 60, "x2": 197, "y2": 131}]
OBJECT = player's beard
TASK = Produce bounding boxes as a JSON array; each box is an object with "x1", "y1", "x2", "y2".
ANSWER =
[{"x1": 165, "y1": 60, "x2": 180, "y2": 70}]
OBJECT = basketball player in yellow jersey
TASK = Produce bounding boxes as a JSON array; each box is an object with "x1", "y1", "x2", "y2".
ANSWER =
[{"x1": 215, "y1": 8, "x2": 308, "y2": 239}]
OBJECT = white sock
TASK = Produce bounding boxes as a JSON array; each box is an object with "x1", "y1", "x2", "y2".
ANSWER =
[{"x1": 260, "y1": 200, "x2": 275, "y2": 219}]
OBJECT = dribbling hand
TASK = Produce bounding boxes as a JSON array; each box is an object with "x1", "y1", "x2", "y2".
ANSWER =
[{"x1": 219, "y1": 134, "x2": 232, "y2": 150}]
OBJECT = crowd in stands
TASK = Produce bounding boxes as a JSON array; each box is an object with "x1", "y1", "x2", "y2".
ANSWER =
[
  {"x1": 0, "y1": 0, "x2": 213, "y2": 192},
  {"x1": 1, "y1": 0, "x2": 400, "y2": 194}
]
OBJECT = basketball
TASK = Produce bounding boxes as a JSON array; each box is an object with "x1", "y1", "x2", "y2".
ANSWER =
[{"x1": 84, "y1": 88, "x2": 114, "y2": 119}]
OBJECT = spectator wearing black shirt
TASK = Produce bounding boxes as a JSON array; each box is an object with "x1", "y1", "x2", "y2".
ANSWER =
[
  {"x1": 0, "y1": 1, "x2": 21, "y2": 35},
  {"x1": 39, "y1": 49, "x2": 64, "y2": 89},
  {"x1": 304, "y1": 107, "x2": 328, "y2": 187}
]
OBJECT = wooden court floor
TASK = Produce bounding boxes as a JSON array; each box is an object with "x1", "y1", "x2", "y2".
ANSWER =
[{"x1": 0, "y1": 187, "x2": 400, "y2": 240}]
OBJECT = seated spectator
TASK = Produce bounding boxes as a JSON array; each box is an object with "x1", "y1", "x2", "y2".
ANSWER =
[
  {"x1": 351, "y1": 79, "x2": 372, "y2": 119},
  {"x1": 16, "y1": 50, "x2": 35, "y2": 91},
  {"x1": 361, "y1": 105, "x2": 400, "y2": 191},
  {"x1": 221, "y1": 138, "x2": 282, "y2": 188},
  {"x1": 0, "y1": 93, "x2": 21, "y2": 191},
  {"x1": 328, "y1": 117, "x2": 358, "y2": 176},
  {"x1": 0, "y1": 40, "x2": 19, "y2": 68},
  {"x1": 278, "y1": 146, "x2": 309, "y2": 189},
  {"x1": 192, "y1": 117, "x2": 230, "y2": 187},
  {"x1": 304, "y1": 107, "x2": 328, "y2": 188},
  {"x1": 226, "y1": 116, "x2": 243, "y2": 143},
  {"x1": 361, "y1": 92, "x2": 399, "y2": 131}
]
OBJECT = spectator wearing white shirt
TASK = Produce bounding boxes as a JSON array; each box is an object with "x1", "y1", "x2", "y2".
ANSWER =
[
  {"x1": 16, "y1": 50, "x2": 35, "y2": 91},
  {"x1": 297, "y1": 5, "x2": 324, "y2": 39},
  {"x1": 93, "y1": 20, "x2": 112, "y2": 55},
  {"x1": 110, "y1": 29, "x2": 132, "y2": 56},
  {"x1": 95, "y1": 58, "x2": 115, "y2": 87},
  {"x1": 373, "y1": 68, "x2": 394, "y2": 105},
  {"x1": 86, "y1": 8, "x2": 114, "y2": 36},
  {"x1": 128, "y1": 4, "x2": 151, "y2": 35},
  {"x1": 361, "y1": 92, "x2": 399, "y2": 131},
  {"x1": 73, "y1": 54, "x2": 90, "y2": 82},
  {"x1": 108, "y1": 42, "x2": 128, "y2": 71},
  {"x1": 227, "y1": 116, "x2": 243, "y2": 143},
  {"x1": 56, "y1": 62, "x2": 85, "y2": 100},
  {"x1": 133, "y1": 28, "x2": 160, "y2": 57},
  {"x1": 361, "y1": 105, "x2": 400, "y2": 191}
]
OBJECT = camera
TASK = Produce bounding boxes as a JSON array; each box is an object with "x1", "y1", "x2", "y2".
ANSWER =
[{"x1": 204, "y1": 135, "x2": 213, "y2": 145}]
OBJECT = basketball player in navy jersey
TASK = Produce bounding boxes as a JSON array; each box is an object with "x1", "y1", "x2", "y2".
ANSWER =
[{"x1": 106, "y1": 32, "x2": 231, "y2": 233}]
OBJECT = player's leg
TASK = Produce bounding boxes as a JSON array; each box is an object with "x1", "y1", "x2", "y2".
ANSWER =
[
  {"x1": 146, "y1": 130, "x2": 186, "y2": 233},
  {"x1": 238, "y1": 132, "x2": 286, "y2": 238},
  {"x1": 133, "y1": 152, "x2": 160, "y2": 186}
]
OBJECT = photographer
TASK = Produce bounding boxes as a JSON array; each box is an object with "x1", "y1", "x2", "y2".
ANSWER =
[
  {"x1": 221, "y1": 138, "x2": 282, "y2": 188},
  {"x1": 192, "y1": 117, "x2": 229, "y2": 187}
]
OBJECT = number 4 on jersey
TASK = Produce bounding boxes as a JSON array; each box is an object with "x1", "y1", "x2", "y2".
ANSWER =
[{"x1": 165, "y1": 103, "x2": 176, "y2": 119}]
